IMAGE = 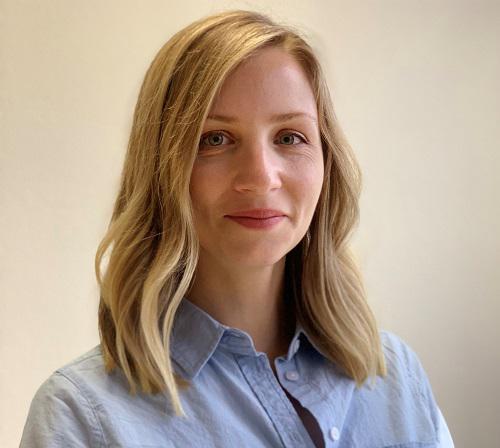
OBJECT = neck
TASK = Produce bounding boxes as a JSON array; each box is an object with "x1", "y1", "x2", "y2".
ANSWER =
[{"x1": 186, "y1": 250, "x2": 295, "y2": 359}]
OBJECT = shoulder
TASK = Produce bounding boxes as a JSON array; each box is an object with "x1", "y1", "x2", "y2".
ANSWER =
[
  {"x1": 380, "y1": 330, "x2": 419, "y2": 361},
  {"x1": 55, "y1": 344, "x2": 105, "y2": 376},
  {"x1": 377, "y1": 331, "x2": 454, "y2": 447},
  {"x1": 342, "y1": 330, "x2": 444, "y2": 446},
  {"x1": 40, "y1": 345, "x2": 114, "y2": 403},
  {"x1": 379, "y1": 330, "x2": 433, "y2": 397},
  {"x1": 380, "y1": 330, "x2": 423, "y2": 374},
  {"x1": 340, "y1": 330, "x2": 454, "y2": 447},
  {"x1": 28, "y1": 344, "x2": 135, "y2": 415},
  {"x1": 21, "y1": 345, "x2": 109, "y2": 447},
  {"x1": 30, "y1": 344, "x2": 105, "y2": 399}
]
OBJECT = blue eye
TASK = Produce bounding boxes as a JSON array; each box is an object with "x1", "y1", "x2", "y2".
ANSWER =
[
  {"x1": 200, "y1": 132, "x2": 230, "y2": 147},
  {"x1": 199, "y1": 131, "x2": 307, "y2": 150},
  {"x1": 278, "y1": 132, "x2": 306, "y2": 145}
]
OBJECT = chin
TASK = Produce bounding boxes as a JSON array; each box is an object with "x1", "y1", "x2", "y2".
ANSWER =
[{"x1": 225, "y1": 245, "x2": 289, "y2": 267}]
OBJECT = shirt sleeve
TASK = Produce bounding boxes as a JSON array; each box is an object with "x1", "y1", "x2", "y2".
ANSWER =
[
  {"x1": 436, "y1": 406, "x2": 455, "y2": 448},
  {"x1": 20, "y1": 371, "x2": 105, "y2": 448}
]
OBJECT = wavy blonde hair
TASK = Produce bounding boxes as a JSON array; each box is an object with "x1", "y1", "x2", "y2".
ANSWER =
[{"x1": 95, "y1": 9, "x2": 386, "y2": 417}]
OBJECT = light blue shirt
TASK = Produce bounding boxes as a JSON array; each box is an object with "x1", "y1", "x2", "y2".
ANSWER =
[{"x1": 21, "y1": 298, "x2": 454, "y2": 447}]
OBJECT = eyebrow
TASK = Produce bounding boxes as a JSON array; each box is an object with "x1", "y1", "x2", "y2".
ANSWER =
[{"x1": 206, "y1": 112, "x2": 318, "y2": 124}]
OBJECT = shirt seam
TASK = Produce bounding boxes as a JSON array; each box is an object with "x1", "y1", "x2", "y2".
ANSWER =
[
  {"x1": 55, "y1": 370, "x2": 107, "y2": 448},
  {"x1": 398, "y1": 340, "x2": 440, "y2": 444}
]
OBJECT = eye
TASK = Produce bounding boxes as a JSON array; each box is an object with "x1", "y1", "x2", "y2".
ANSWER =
[
  {"x1": 277, "y1": 132, "x2": 306, "y2": 146},
  {"x1": 199, "y1": 131, "x2": 232, "y2": 148}
]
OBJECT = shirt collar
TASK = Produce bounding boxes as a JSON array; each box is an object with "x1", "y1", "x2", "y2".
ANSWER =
[{"x1": 170, "y1": 298, "x2": 321, "y2": 380}]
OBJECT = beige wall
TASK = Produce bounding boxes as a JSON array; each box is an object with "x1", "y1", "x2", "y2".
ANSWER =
[{"x1": 2, "y1": 1, "x2": 499, "y2": 446}]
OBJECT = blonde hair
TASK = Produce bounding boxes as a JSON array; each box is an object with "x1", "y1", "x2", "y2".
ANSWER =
[{"x1": 95, "y1": 9, "x2": 386, "y2": 417}]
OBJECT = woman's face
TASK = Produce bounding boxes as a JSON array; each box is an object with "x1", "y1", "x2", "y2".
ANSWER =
[{"x1": 189, "y1": 47, "x2": 324, "y2": 268}]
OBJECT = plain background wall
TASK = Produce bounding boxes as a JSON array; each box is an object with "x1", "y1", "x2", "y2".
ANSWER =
[{"x1": 1, "y1": 0, "x2": 499, "y2": 446}]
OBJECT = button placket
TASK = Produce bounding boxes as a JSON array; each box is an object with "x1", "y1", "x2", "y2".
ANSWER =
[{"x1": 236, "y1": 355, "x2": 315, "y2": 447}]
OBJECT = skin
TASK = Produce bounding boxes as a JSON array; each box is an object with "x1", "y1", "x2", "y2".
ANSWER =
[{"x1": 187, "y1": 46, "x2": 324, "y2": 369}]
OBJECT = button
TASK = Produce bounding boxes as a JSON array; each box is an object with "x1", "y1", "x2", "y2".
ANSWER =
[
  {"x1": 329, "y1": 426, "x2": 340, "y2": 441},
  {"x1": 285, "y1": 370, "x2": 299, "y2": 381}
]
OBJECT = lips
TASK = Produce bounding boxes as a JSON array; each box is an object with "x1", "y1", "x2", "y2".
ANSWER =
[
  {"x1": 225, "y1": 208, "x2": 286, "y2": 219},
  {"x1": 225, "y1": 215, "x2": 285, "y2": 229}
]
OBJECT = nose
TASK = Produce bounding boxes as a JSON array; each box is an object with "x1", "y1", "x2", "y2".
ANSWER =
[{"x1": 232, "y1": 139, "x2": 282, "y2": 194}]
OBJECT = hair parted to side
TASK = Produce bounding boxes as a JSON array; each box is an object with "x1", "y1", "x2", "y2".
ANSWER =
[{"x1": 95, "y1": 9, "x2": 386, "y2": 417}]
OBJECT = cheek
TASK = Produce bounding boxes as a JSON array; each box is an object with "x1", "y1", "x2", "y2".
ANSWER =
[
  {"x1": 189, "y1": 164, "x2": 221, "y2": 216},
  {"x1": 289, "y1": 154, "x2": 324, "y2": 206},
  {"x1": 189, "y1": 166, "x2": 205, "y2": 213}
]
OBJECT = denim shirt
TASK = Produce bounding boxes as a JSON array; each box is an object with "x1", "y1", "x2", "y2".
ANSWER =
[{"x1": 21, "y1": 298, "x2": 454, "y2": 447}]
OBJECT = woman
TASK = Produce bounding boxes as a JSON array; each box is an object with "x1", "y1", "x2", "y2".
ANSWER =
[{"x1": 21, "y1": 10, "x2": 454, "y2": 448}]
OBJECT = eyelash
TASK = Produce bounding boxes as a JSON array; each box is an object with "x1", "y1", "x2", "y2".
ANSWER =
[{"x1": 199, "y1": 131, "x2": 307, "y2": 149}]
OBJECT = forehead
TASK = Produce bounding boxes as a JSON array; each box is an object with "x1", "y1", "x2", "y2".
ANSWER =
[{"x1": 208, "y1": 47, "x2": 318, "y2": 120}]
